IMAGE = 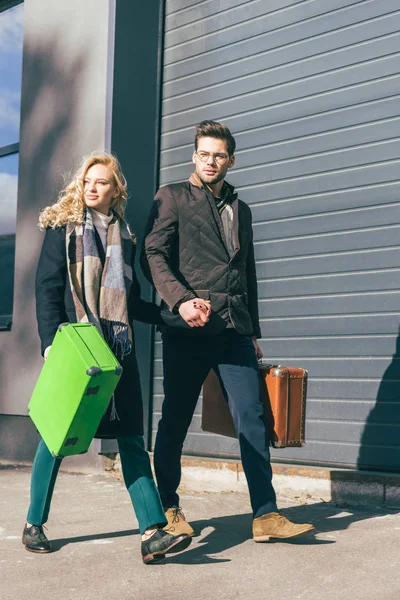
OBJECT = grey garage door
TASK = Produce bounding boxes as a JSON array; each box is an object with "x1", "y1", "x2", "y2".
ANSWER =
[{"x1": 151, "y1": 0, "x2": 400, "y2": 471}]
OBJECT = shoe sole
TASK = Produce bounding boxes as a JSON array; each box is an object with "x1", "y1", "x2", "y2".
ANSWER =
[
  {"x1": 163, "y1": 526, "x2": 195, "y2": 537},
  {"x1": 22, "y1": 536, "x2": 52, "y2": 553},
  {"x1": 253, "y1": 526, "x2": 315, "y2": 543},
  {"x1": 143, "y1": 535, "x2": 192, "y2": 564}
]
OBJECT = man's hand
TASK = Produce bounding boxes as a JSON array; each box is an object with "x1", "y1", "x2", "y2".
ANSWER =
[
  {"x1": 179, "y1": 299, "x2": 211, "y2": 327},
  {"x1": 252, "y1": 336, "x2": 263, "y2": 359}
]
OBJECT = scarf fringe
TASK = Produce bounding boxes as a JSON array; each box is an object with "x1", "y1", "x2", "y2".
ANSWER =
[
  {"x1": 110, "y1": 394, "x2": 120, "y2": 421},
  {"x1": 100, "y1": 318, "x2": 132, "y2": 361}
]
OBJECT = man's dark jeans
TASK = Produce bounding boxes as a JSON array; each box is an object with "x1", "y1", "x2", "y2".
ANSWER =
[{"x1": 154, "y1": 329, "x2": 278, "y2": 518}]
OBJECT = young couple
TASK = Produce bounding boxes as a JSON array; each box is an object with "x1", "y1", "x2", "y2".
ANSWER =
[{"x1": 23, "y1": 120, "x2": 314, "y2": 565}]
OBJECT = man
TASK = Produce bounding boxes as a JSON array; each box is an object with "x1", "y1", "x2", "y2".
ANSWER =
[{"x1": 142, "y1": 120, "x2": 314, "y2": 542}]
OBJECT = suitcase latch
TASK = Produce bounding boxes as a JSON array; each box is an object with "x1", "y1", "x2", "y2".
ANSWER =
[{"x1": 272, "y1": 365, "x2": 284, "y2": 377}]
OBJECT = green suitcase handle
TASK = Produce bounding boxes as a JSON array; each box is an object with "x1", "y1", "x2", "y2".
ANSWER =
[{"x1": 86, "y1": 365, "x2": 123, "y2": 376}]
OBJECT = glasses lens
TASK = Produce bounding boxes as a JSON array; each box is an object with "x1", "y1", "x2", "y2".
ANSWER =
[{"x1": 197, "y1": 152, "x2": 228, "y2": 163}]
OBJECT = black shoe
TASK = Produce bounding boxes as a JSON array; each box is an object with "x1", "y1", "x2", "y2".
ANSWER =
[
  {"x1": 141, "y1": 529, "x2": 192, "y2": 564},
  {"x1": 22, "y1": 523, "x2": 52, "y2": 553}
]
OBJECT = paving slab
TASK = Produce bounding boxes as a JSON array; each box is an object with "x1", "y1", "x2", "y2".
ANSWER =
[{"x1": 1, "y1": 465, "x2": 399, "y2": 600}]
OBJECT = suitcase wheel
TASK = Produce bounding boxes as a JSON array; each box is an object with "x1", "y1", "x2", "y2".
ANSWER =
[
  {"x1": 115, "y1": 365, "x2": 123, "y2": 376},
  {"x1": 86, "y1": 366, "x2": 102, "y2": 376},
  {"x1": 57, "y1": 322, "x2": 70, "y2": 331}
]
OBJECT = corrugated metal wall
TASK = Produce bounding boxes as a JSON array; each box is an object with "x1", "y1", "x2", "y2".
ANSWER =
[{"x1": 152, "y1": 0, "x2": 400, "y2": 471}]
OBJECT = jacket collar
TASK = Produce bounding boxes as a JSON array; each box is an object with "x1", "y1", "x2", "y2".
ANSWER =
[{"x1": 188, "y1": 171, "x2": 237, "y2": 201}]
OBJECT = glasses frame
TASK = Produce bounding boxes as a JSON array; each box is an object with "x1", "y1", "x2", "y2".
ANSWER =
[{"x1": 195, "y1": 150, "x2": 230, "y2": 164}]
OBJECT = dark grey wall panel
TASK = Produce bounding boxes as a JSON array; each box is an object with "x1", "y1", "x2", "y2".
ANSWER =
[
  {"x1": 259, "y1": 292, "x2": 400, "y2": 318},
  {"x1": 166, "y1": 0, "x2": 302, "y2": 33},
  {"x1": 259, "y1": 270, "x2": 400, "y2": 296},
  {"x1": 153, "y1": 336, "x2": 400, "y2": 361},
  {"x1": 153, "y1": 354, "x2": 400, "y2": 381},
  {"x1": 256, "y1": 243, "x2": 400, "y2": 269},
  {"x1": 152, "y1": 0, "x2": 400, "y2": 471},
  {"x1": 309, "y1": 399, "x2": 400, "y2": 422},
  {"x1": 164, "y1": 0, "x2": 398, "y2": 83},
  {"x1": 163, "y1": 56, "x2": 400, "y2": 132},
  {"x1": 261, "y1": 315, "x2": 400, "y2": 336},
  {"x1": 164, "y1": 133, "x2": 400, "y2": 182},
  {"x1": 163, "y1": 113, "x2": 400, "y2": 169},
  {"x1": 163, "y1": 76, "x2": 400, "y2": 150},
  {"x1": 164, "y1": 33, "x2": 400, "y2": 116},
  {"x1": 164, "y1": 10, "x2": 400, "y2": 98},
  {"x1": 250, "y1": 183, "x2": 400, "y2": 222},
  {"x1": 164, "y1": 0, "x2": 379, "y2": 67},
  {"x1": 253, "y1": 204, "x2": 400, "y2": 241}
]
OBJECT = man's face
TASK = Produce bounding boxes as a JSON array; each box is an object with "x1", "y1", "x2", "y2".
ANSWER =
[{"x1": 192, "y1": 136, "x2": 235, "y2": 185}]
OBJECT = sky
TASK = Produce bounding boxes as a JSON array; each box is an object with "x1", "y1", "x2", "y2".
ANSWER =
[
  {"x1": 0, "y1": 3, "x2": 24, "y2": 147},
  {"x1": 0, "y1": 154, "x2": 19, "y2": 235},
  {"x1": 0, "y1": 4, "x2": 24, "y2": 236}
]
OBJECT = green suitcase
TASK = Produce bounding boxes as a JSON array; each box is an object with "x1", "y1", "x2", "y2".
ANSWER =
[{"x1": 28, "y1": 323, "x2": 122, "y2": 458}]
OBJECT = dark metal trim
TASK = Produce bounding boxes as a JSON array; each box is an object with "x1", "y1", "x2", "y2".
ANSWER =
[
  {"x1": 0, "y1": 142, "x2": 18, "y2": 331},
  {"x1": 0, "y1": 316, "x2": 12, "y2": 331},
  {"x1": 147, "y1": 0, "x2": 166, "y2": 451},
  {"x1": 0, "y1": 0, "x2": 23, "y2": 14},
  {"x1": 152, "y1": 0, "x2": 166, "y2": 197},
  {"x1": 0, "y1": 143, "x2": 19, "y2": 158}
]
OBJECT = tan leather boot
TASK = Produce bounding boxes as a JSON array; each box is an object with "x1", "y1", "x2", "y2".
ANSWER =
[
  {"x1": 253, "y1": 512, "x2": 314, "y2": 542},
  {"x1": 163, "y1": 507, "x2": 195, "y2": 536}
]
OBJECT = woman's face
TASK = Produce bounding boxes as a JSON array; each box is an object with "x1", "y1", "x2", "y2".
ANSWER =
[{"x1": 83, "y1": 164, "x2": 118, "y2": 215}]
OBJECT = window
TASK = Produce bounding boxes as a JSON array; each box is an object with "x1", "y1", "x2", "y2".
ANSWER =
[{"x1": 0, "y1": 0, "x2": 23, "y2": 330}]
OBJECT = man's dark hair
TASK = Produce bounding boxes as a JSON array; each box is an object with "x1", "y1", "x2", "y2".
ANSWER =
[{"x1": 195, "y1": 120, "x2": 236, "y2": 156}]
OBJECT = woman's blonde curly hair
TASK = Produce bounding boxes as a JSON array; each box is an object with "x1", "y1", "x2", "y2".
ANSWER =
[{"x1": 38, "y1": 152, "x2": 128, "y2": 229}]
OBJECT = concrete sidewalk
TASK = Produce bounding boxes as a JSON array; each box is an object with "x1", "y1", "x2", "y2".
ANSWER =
[{"x1": 1, "y1": 465, "x2": 399, "y2": 600}]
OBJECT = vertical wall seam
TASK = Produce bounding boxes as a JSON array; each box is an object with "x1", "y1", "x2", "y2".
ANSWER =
[{"x1": 105, "y1": 0, "x2": 116, "y2": 151}]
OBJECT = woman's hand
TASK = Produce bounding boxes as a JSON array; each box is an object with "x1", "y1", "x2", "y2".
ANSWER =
[
  {"x1": 193, "y1": 300, "x2": 211, "y2": 316},
  {"x1": 178, "y1": 299, "x2": 211, "y2": 327}
]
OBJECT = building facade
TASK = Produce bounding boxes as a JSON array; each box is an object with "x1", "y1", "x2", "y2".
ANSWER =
[{"x1": 1, "y1": 0, "x2": 399, "y2": 472}]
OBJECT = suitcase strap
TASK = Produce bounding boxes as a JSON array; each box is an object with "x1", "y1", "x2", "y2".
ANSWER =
[
  {"x1": 280, "y1": 369, "x2": 289, "y2": 448},
  {"x1": 284, "y1": 371, "x2": 307, "y2": 446}
]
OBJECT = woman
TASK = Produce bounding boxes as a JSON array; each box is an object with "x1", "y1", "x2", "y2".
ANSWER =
[{"x1": 22, "y1": 152, "x2": 192, "y2": 564}]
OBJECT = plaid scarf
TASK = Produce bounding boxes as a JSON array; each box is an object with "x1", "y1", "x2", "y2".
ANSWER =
[
  {"x1": 66, "y1": 209, "x2": 133, "y2": 360},
  {"x1": 214, "y1": 183, "x2": 230, "y2": 214}
]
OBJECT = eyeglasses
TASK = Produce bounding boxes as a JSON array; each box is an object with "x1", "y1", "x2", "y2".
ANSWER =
[{"x1": 195, "y1": 151, "x2": 230, "y2": 164}]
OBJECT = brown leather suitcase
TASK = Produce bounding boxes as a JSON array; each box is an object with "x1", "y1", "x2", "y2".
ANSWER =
[{"x1": 201, "y1": 364, "x2": 307, "y2": 448}]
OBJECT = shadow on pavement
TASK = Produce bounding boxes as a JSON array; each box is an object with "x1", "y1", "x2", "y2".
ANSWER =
[
  {"x1": 166, "y1": 501, "x2": 398, "y2": 565},
  {"x1": 50, "y1": 528, "x2": 139, "y2": 552},
  {"x1": 49, "y1": 501, "x2": 399, "y2": 564}
]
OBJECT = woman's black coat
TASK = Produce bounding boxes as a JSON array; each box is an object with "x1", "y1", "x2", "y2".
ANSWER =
[{"x1": 35, "y1": 226, "x2": 162, "y2": 439}]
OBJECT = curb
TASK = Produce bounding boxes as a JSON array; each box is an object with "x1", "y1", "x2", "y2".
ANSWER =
[{"x1": 108, "y1": 454, "x2": 400, "y2": 509}]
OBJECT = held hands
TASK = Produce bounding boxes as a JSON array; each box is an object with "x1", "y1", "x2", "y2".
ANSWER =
[{"x1": 178, "y1": 299, "x2": 211, "y2": 327}]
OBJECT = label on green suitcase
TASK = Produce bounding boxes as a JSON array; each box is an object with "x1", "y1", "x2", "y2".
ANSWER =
[{"x1": 28, "y1": 323, "x2": 122, "y2": 457}]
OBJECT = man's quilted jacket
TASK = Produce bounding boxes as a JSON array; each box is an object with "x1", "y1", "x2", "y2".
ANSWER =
[{"x1": 142, "y1": 173, "x2": 262, "y2": 338}]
